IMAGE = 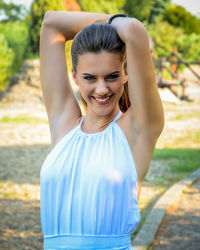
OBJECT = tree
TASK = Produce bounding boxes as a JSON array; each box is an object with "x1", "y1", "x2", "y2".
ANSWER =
[
  {"x1": 27, "y1": 0, "x2": 65, "y2": 55},
  {"x1": 0, "y1": 0, "x2": 26, "y2": 22},
  {"x1": 149, "y1": 0, "x2": 171, "y2": 24},
  {"x1": 149, "y1": 19, "x2": 200, "y2": 63},
  {"x1": 149, "y1": 21, "x2": 184, "y2": 58},
  {"x1": 123, "y1": 0, "x2": 154, "y2": 22},
  {"x1": 78, "y1": 0, "x2": 125, "y2": 14},
  {"x1": 163, "y1": 5, "x2": 200, "y2": 34}
]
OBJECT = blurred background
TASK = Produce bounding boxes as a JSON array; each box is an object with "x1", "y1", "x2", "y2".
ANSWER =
[{"x1": 0, "y1": 0, "x2": 200, "y2": 249}]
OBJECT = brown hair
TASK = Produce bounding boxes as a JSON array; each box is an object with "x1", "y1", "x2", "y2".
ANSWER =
[{"x1": 71, "y1": 23, "x2": 131, "y2": 113}]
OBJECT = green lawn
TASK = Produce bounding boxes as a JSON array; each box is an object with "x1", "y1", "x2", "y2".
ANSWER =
[{"x1": 153, "y1": 148, "x2": 200, "y2": 173}]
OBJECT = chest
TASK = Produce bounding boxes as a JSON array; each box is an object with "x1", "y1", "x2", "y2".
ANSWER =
[{"x1": 41, "y1": 134, "x2": 137, "y2": 189}]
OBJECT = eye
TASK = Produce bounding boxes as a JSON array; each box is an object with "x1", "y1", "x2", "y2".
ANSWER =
[
  {"x1": 84, "y1": 76, "x2": 95, "y2": 81},
  {"x1": 106, "y1": 74, "x2": 119, "y2": 80}
]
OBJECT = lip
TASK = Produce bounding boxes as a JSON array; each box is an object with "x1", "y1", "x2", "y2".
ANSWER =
[{"x1": 92, "y1": 95, "x2": 112, "y2": 105}]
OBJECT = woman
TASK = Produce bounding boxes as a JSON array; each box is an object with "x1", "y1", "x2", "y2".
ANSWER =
[{"x1": 40, "y1": 11, "x2": 164, "y2": 250}]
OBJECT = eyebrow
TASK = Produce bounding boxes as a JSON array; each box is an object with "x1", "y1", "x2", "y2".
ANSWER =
[{"x1": 82, "y1": 71, "x2": 120, "y2": 76}]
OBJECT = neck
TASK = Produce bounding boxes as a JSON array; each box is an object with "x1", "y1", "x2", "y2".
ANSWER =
[{"x1": 83, "y1": 108, "x2": 120, "y2": 133}]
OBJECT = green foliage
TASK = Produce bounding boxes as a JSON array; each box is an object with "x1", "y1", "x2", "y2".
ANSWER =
[
  {"x1": 149, "y1": 0, "x2": 171, "y2": 23},
  {"x1": 0, "y1": 21, "x2": 28, "y2": 91},
  {"x1": 163, "y1": 5, "x2": 200, "y2": 34},
  {"x1": 123, "y1": 0, "x2": 154, "y2": 22},
  {"x1": 123, "y1": 0, "x2": 171, "y2": 24},
  {"x1": 78, "y1": 0, "x2": 125, "y2": 14},
  {"x1": 177, "y1": 33, "x2": 200, "y2": 62},
  {"x1": 0, "y1": 0, "x2": 26, "y2": 22},
  {"x1": 149, "y1": 21, "x2": 184, "y2": 58},
  {"x1": 153, "y1": 148, "x2": 200, "y2": 173},
  {"x1": 0, "y1": 21, "x2": 29, "y2": 72},
  {"x1": 27, "y1": 0, "x2": 65, "y2": 55},
  {"x1": 0, "y1": 34, "x2": 14, "y2": 90},
  {"x1": 149, "y1": 20, "x2": 200, "y2": 63}
]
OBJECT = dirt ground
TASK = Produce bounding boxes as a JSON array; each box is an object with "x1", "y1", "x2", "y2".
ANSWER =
[
  {"x1": 0, "y1": 63, "x2": 199, "y2": 249},
  {"x1": 151, "y1": 179, "x2": 200, "y2": 250}
]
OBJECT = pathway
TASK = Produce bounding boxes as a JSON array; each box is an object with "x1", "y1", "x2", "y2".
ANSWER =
[{"x1": 151, "y1": 179, "x2": 200, "y2": 250}]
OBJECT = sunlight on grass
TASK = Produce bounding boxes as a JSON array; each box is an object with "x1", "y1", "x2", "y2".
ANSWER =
[
  {"x1": 171, "y1": 130, "x2": 200, "y2": 147},
  {"x1": 0, "y1": 181, "x2": 40, "y2": 200},
  {"x1": 171, "y1": 112, "x2": 200, "y2": 121},
  {"x1": 157, "y1": 128, "x2": 200, "y2": 148},
  {"x1": 0, "y1": 115, "x2": 48, "y2": 124},
  {"x1": 153, "y1": 148, "x2": 200, "y2": 173}
]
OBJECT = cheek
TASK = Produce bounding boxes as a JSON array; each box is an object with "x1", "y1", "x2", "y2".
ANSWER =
[
  {"x1": 112, "y1": 81, "x2": 124, "y2": 93},
  {"x1": 78, "y1": 83, "x2": 92, "y2": 97}
]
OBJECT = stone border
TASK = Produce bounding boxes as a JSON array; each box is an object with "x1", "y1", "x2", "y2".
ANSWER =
[{"x1": 131, "y1": 167, "x2": 200, "y2": 250}]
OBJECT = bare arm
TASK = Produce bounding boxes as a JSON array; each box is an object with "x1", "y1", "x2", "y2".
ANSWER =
[
  {"x1": 40, "y1": 11, "x2": 111, "y2": 146},
  {"x1": 111, "y1": 17, "x2": 164, "y2": 182},
  {"x1": 111, "y1": 17, "x2": 164, "y2": 133}
]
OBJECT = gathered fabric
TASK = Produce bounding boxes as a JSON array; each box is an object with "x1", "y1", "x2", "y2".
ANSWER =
[{"x1": 40, "y1": 110, "x2": 140, "y2": 249}]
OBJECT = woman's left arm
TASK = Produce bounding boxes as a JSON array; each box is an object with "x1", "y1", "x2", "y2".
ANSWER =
[
  {"x1": 111, "y1": 17, "x2": 164, "y2": 136},
  {"x1": 111, "y1": 17, "x2": 164, "y2": 184}
]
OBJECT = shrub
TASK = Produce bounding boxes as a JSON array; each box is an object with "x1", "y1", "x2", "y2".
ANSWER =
[
  {"x1": 0, "y1": 21, "x2": 29, "y2": 91},
  {"x1": 0, "y1": 34, "x2": 14, "y2": 91},
  {"x1": 0, "y1": 21, "x2": 29, "y2": 72}
]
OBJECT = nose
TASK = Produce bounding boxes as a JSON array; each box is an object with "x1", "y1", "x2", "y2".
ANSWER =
[{"x1": 95, "y1": 80, "x2": 109, "y2": 96}]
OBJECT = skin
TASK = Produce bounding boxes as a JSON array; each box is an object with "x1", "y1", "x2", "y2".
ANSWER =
[
  {"x1": 40, "y1": 11, "x2": 164, "y2": 199},
  {"x1": 72, "y1": 51, "x2": 127, "y2": 132}
]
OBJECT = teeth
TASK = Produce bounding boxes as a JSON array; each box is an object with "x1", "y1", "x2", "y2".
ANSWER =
[{"x1": 95, "y1": 96, "x2": 110, "y2": 102}]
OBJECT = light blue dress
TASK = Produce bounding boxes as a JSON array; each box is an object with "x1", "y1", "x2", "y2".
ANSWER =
[{"x1": 40, "y1": 110, "x2": 140, "y2": 249}]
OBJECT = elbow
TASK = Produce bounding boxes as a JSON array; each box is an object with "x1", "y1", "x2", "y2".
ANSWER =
[
  {"x1": 42, "y1": 11, "x2": 56, "y2": 27},
  {"x1": 125, "y1": 20, "x2": 147, "y2": 43}
]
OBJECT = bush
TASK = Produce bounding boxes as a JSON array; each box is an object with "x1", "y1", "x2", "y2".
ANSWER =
[
  {"x1": 0, "y1": 21, "x2": 29, "y2": 91},
  {"x1": 149, "y1": 21, "x2": 184, "y2": 58},
  {"x1": 149, "y1": 20, "x2": 200, "y2": 63},
  {"x1": 163, "y1": 5, "x2": 200, "y2": 34},
  {"x1": 0, "y1": 34, "x2": 14, "y2": 91},
  {"x1": 0, "y1": 21, "x2": 29, "y2": 72},
  {"x1": 177, "y1": 33, "x2": 200, "y2": 63}
]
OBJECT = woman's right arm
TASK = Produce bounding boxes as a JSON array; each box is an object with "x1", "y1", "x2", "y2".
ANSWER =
[{"x1": 40, "y1": 11, "x2": 110, "y2": 146}]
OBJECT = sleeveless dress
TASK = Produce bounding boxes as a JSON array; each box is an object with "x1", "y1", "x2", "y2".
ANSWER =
[{"x1": 40, "y1": 110, "x2": 140, "y2": 249}]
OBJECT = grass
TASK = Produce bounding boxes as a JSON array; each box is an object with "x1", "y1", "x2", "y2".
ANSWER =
[
  {"x1": 0, "y1": 115, "x2": 48, "y2": 124},
  {"x1": 153, "y1": 148, "x2": 200, "y2": 173}
]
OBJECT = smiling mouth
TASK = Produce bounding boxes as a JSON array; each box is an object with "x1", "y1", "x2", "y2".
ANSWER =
[{"x1": 92, "y1": 95, "x2": 112, "y2": 104}]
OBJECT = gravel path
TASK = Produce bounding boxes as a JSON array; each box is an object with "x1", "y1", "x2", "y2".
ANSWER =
[{"x1": 151, "y1": 179, "x2": 200, "y2": 250}]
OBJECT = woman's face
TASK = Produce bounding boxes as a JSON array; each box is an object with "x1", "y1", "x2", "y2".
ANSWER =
[{"x1": 72, "y1": 51, "x2": 127, "y2": 116}]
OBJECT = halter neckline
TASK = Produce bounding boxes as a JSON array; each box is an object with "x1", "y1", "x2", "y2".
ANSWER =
[{"x1": 79, "y1": 110, "x2": 121, "y2": 136}]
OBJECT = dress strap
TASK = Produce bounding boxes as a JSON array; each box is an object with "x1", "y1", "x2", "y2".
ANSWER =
[
  {"x1": 79, "y1": 116, "x2": 85, "y2": 127},
  {"x1": 113, "y1": 110, "x2": 122, "y2": 122}
]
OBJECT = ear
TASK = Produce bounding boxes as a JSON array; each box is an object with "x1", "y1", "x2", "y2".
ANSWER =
[
  {"x1": 71, "y1": 68, "x2": 78, "y2": 86},
  {"x1": 123, "y1": 67, "x2": 128, "y2": 84}
]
